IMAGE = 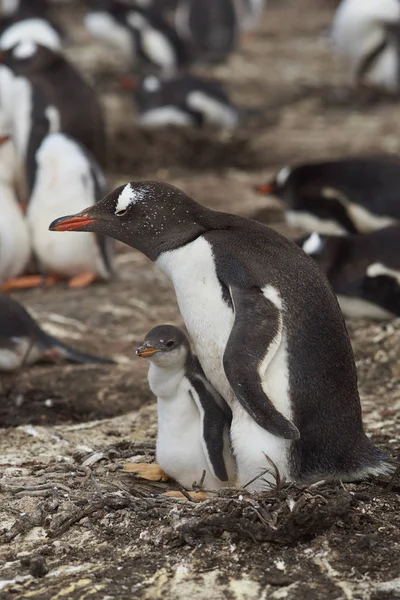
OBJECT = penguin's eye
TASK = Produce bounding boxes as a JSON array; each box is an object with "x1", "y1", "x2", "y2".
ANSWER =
[
  {"x1": 115, "y1": 209, "x2": 128, "y2": 217},
  {"x1": 165, "y1": 341, "x2": 174, "y2": 348}
]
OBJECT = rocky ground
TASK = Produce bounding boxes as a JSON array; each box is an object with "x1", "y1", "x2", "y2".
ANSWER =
[{"x1": 0, "y1": 1, "x2": 399, "y2": 598}]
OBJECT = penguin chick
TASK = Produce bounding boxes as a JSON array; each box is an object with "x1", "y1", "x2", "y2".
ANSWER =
[
  {"x1": 137, "y1": 325, "x2": 236, "y2": 489},
  {"x1": 0, "y1": 135, "x2": 31, "y2": 285},
  {"x1": 0, "y1": 40, "x2": 106, "y2": 195},
  {"x1": 0, "y1": 293, "x2": 114, "y2": 371},
  {"x1": 255, "y1": 156, "x2": 400, "y2": 235},
  {"x1": 298, "y1": 228, "x2": 400, "y2": 320},
  {"x1": 131, "y1": 73, "x2": 239, "y2": 128},
  {"x1": 175, "y1": 0, "x2": 239, "y2": 63},
  {"x1": 50, "y1": 180, "x2": 393, "y2": 490},
  {"x1": 332, "y1": 0, "x2": 400, "y2": 92},
  {"x1": 85, "y1": 0, "x2": 189, "y2": 75},
  {"x1": 27, "y1": 133, "x2": 113, "y2": 285}
]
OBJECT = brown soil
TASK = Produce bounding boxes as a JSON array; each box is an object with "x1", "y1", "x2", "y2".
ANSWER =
[{"x1": 1, "y1": 1, "x2": 399, "y2": 599}]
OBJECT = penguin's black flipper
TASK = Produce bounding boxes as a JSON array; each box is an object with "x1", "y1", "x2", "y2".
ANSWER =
[
  {"x1": 188, "y1": 381, "x2": 230, "y2": 482},
  {"x1": 40, "y1": 335, "x2": 116, "y2": 365},
  {"x1": 223, "y1": 286, "x2": 300, "y2": 441}
]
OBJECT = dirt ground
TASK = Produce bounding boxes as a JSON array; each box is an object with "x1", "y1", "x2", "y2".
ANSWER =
[{"x1": 1, "y1": 1, "x2": 400, "y2": 598}]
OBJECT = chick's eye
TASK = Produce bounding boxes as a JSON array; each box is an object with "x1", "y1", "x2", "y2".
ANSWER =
[
  {"x1": 115, "y1": 209, "x2": 128, "y2": 217},
  {"x1": 165, "y1": 341, "x2": 174, "y2": 348}
]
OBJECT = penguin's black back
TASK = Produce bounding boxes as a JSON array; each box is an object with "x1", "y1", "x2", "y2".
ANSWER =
[
  {"x1": 286, "y1": 156, "x2": 400, "y2": 220},
  {"x1": 176, "y1": 0, "x2": 239, "y2": 62},
  {"x1": 202, "y1": 216, "x2": 384, "y2": 478},
  {"x1": 135, "y1": 74, "x2": 232, "y2": 113},
  {"x1": 0, "y1": 294, "x2": 44, "y2": 341}
]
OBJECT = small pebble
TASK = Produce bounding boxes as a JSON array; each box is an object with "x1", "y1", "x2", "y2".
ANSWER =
[{"x1": 29, "y1": 555, "x2": 49, "y2": 578}]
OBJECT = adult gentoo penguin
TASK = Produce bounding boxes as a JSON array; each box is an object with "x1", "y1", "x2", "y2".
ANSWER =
[
  {"x1": 49, "y1": 180, "x2": 392, "y2": 490},
  {"x1": 175, "y1": 0, "x2": 239, "y2": 63},
  {"x1": 256, "y1": 156, "x2": 400, "y2": 235},
  {"x1": 298, "y1": 228, "x2": 400, "y2": 319},
  {"x1": 0, "y1": 40, "x2": 106, "y2": 194},
  {"x1": 127, "y1": 73, "x2": 239, "y2": 128},
  {"x1": 332, "y1": 0, "x2": 400, "y2": 92},
  {"x1": 25, "y1": 133, "x2": 113, "y2": 288},
  {"x1": 0, "y1": 17, "x2": 62, "y2": 52},
  {"x1": 0, "y1": 135, "x2": 31, "y2": 287},
  {"x1": 0, "y1": 293, "x2": 114, "y2": 371},
  {"x1": 131, "y1": 324, "x2": 236, "y2": 489}
]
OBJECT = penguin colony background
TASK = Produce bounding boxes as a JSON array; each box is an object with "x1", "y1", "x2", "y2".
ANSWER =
[{"x1": 0, "y1": 0, "x2": 399, "y2": 596}]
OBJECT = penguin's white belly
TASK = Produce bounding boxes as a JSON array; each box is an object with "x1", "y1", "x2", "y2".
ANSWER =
[
  {"x1": 0, "y1": 188, "x2": 31, "y2": 282},
  {"x1": 27, "y1": 198, "x2": 106, "y2": 279},
  {"x1": 156, "y1": 380, "x2": 223, "y2": 489},
  {"x1": 157, "y1": 237, "x2": 234, "y2": 402},
  {"x1": 157, "y1": 237, "x2": 293, "y2": 490}
]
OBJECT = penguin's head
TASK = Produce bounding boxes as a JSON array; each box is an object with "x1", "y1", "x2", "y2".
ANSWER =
[
  {"x1": 136, "y1": 325, "x2": 190, "y2": 368},
  {"x1": 49, "y1": 180, "x2": 208, "y2": 261},
  {"x1": 0, "y1": 39, "x2": 62, "y2": 74},
  {"x1": 254, "y1": 165, "x2": 293, "y2": 198}
]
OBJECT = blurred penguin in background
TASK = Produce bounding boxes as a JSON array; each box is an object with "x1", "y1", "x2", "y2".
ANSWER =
[
  {"x1": 332, "y1": 0, "x2": 400, "y2": 92},
  {"x1": 25, "y1": 133, "x2": 113, "y2": 289},
  {"x1": 175, "y1": 0, "x2": 240, "y2": 63},
  {"x1": 0, "y1": 40, "x2": 106, "y2": 198},
  {"x1": 85, "y1": 0, "x2": 190, "y2": 75},
  {"x1": 125, "y1": 73, "x2": 239, "y2": 128},
  {"x1": 298, "y1": 228, "x2": 400, "y2": 319},
  {"x1": 0, "y1": 133, "x2": 31, "y2": 288}
]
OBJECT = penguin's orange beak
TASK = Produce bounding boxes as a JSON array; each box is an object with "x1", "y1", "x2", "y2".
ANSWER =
[
  {"x1": 0, "y1": 135, "x2": 9, "y2": 144},
  {"x1": 136, "y1": 345, "x2": 160, "y2": 358},
  {"x1": 49, "y1": 214, "x2": 95, "y2": 232},
  {"x1": 254, "y1": 183, "x2": 274, "y2": 195}
]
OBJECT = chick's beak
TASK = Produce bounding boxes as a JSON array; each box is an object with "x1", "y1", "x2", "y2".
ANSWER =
[
  {"x1": 49, "y1": 212, "x2": 95, "y2": 232},
  {"x1": 136, "y1": 344, "x2": 161, "y2": 358}
]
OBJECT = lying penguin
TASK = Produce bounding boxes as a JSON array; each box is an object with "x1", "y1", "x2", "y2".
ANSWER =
[
  {"x1": 0, "y1": 17, "x2": 62, "y2": 52},
  {"x1": 0, "y1": 293, "x2": 114, "y2": 371},
  {"x1": 126, "y1": 73, "x2": 239, "y2": 128},
  {"x1": 255, "y1": 156, "x2": 400, "y2": 235},
  {"x1": 127, "y1": 325, "x2": 236, "y2": 489},
  {"x1": 50, "y1": 180, "x2": 393, "y2": 491},
  {"x1": 298, "y1": 228, "x2": 400, "y2": 320},
  {"x1": 332, "y1": 0, "x2": 400, "y2": 92},
  {"x1": 0, "y1": 135, "x2": 31, "y2": 287}
]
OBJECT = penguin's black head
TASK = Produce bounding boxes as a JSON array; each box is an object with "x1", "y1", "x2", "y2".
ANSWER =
[
  {"x1": 49, "y1": 180, "x2": 209, "y2": 261},
  {"x1": 1, "y1": 40, "x2": 62, "y2": 74},
  {"x1": 254, "y1": 165, "x2": 293, "y2": 198},
  {"x1": 136, "y1": 325, "x2": 191, "y2": 367}
]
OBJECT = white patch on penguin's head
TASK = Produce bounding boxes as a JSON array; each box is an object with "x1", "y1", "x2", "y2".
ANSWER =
[
  {"x1": 12, "y1": 40, "x2": 38, "y2": 60},
  {"x1": 276, "y1": 166, "x2": 291, "y2": 188},
  {"x1": 302, "y1": 232, "x2": 324, "y2": 255},
  {"x1": 0, "y1": 19, "x2": 62, "y2": 52},
  {"x1": 366, "y1": 262, "x2": 400, "y2": 283},
  {"x1": 143, "y1": 75, "x2": 161, "y2": 93},
  {"x1": 115, "y1": 183, "x2": 144, "y2": 216}
]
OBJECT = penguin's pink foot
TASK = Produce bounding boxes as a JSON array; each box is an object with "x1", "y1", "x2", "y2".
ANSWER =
[
  {"x1": 68, "y1": 272, "x2": 97, "y2": 288},
  {"x1": 162, "y1": 491, "x2": 209, "y2": 502},
  {"x1": 122, "y1": 463, "x2": 169, "y2": 482},
  {"x1": 0, "y1": 275, "x2": 57, "y2": 292}
]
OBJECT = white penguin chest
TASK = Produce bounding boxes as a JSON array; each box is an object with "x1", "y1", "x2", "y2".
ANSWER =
[
  {"x1": 156, "y1": 237, "x2": 235, "y2": 401},
  {"x1": 155, "y1": 377, "x2": 217, "y2": 488}
]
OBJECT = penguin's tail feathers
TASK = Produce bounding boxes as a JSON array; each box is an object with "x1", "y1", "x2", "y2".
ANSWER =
[{"x1": 42, "y1": 335, "x2": 116, "y2": 365}]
